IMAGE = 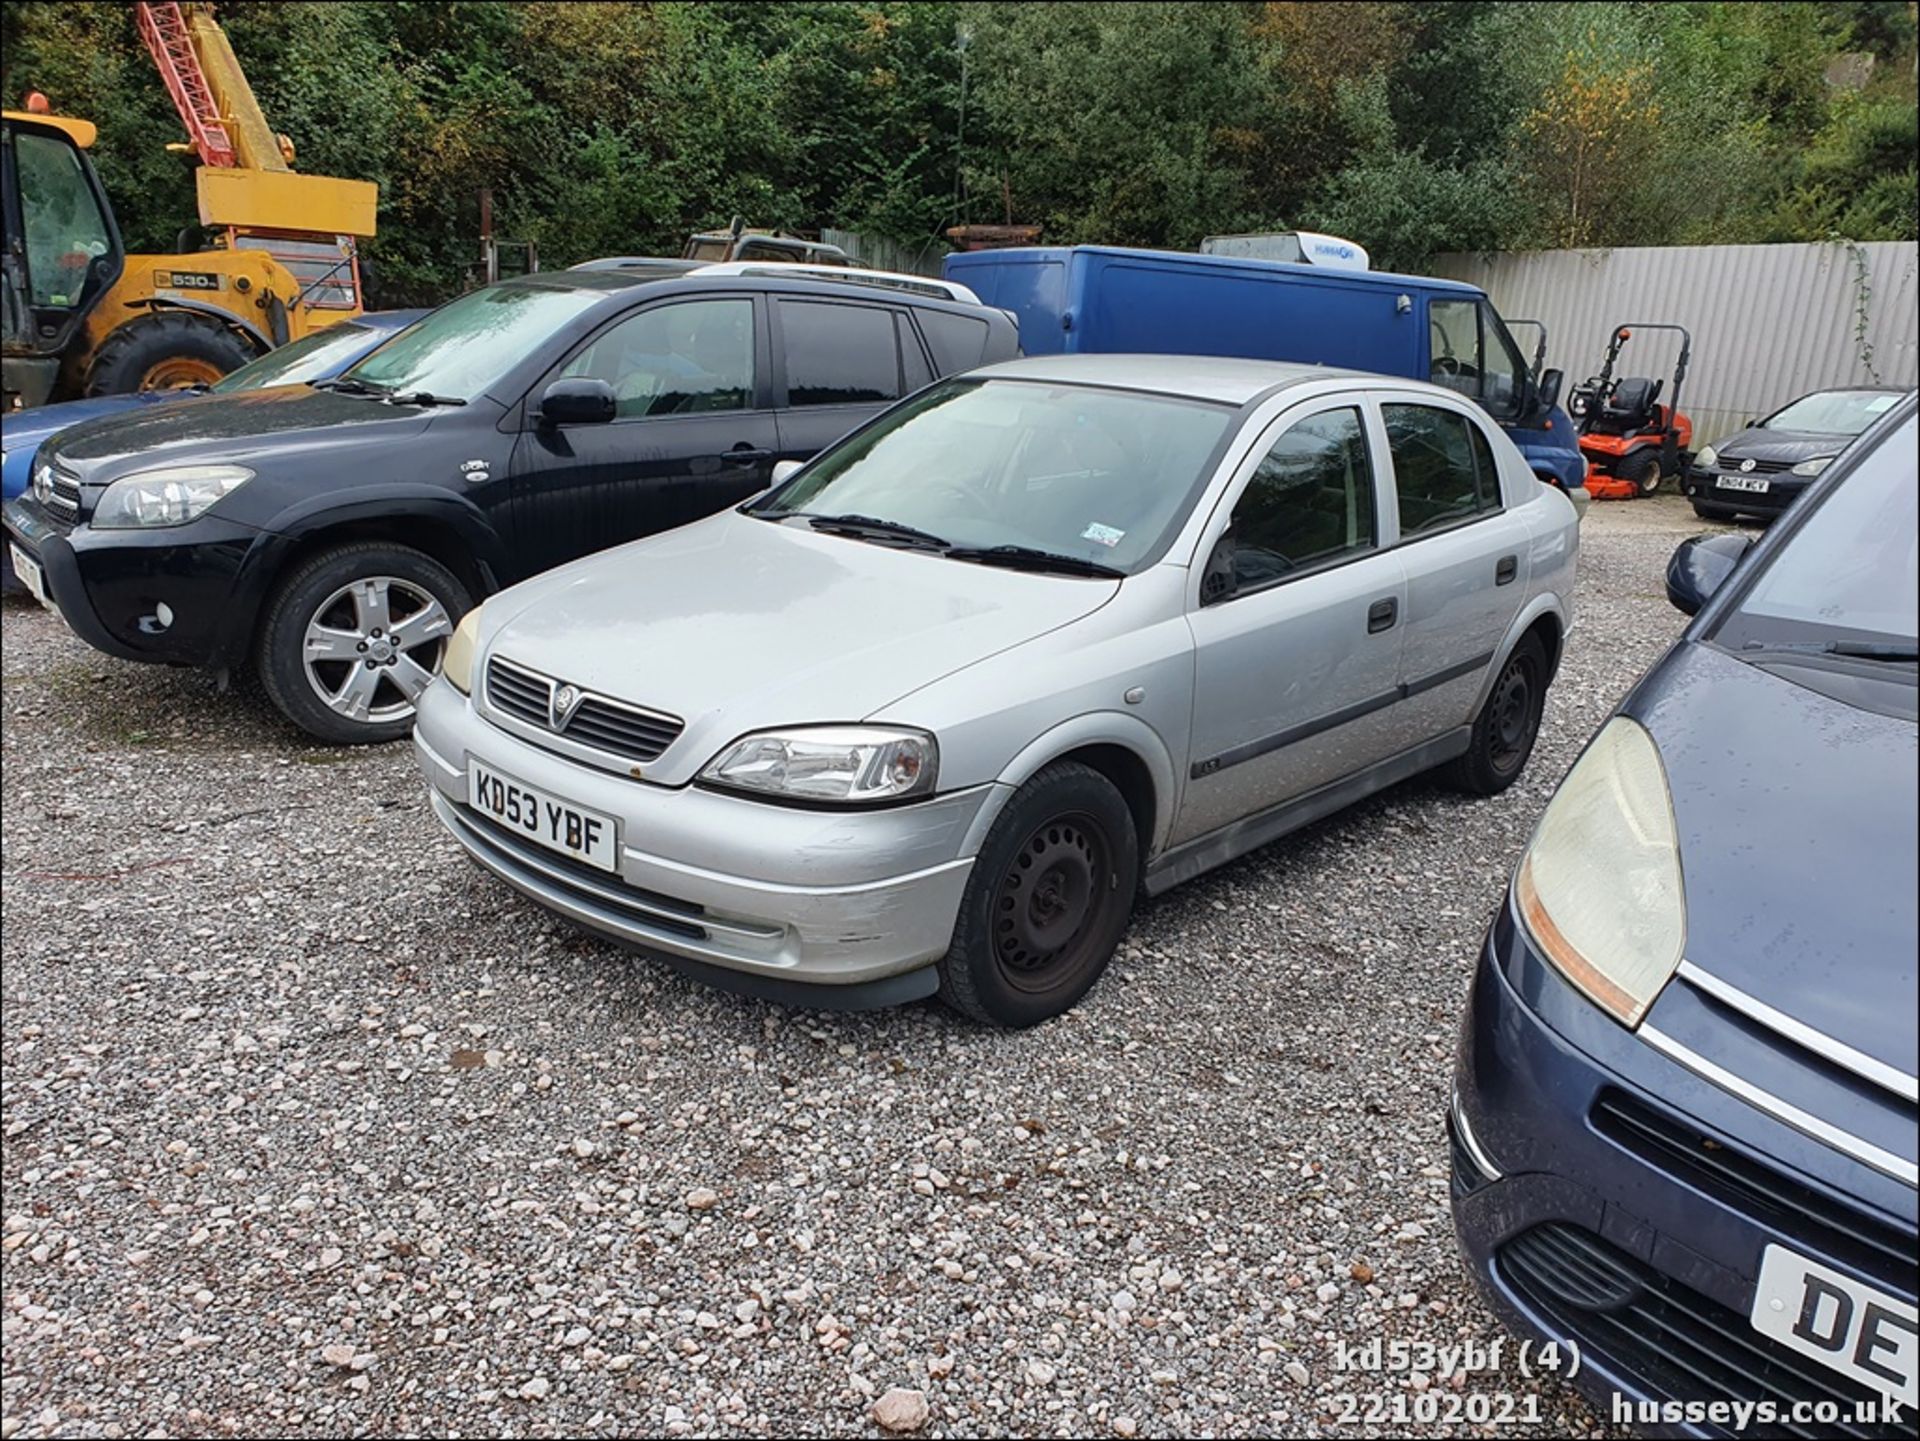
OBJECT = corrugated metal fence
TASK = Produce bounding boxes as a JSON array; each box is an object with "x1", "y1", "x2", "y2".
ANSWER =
[
  {"x1": 1430, "y1": 242, "x2": 1918, "y2": 443},
  {"x1": 822, "y1": 228, "x2": 949, "y2": 278}
]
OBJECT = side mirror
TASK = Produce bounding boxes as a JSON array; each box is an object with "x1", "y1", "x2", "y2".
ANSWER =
[
  {"x1": 771, "y1": 458, "x2": 805, "y2": 486},
  {"x1": 538, "y1": 378, "x2": 616, "y2": 426},
  {"x1": 1200, "y1": 532, "x2": 1237, "y2": 605},
  {"x1": 1537, "y1": 368, "x2": 1564, "y2": 412},
  {"x1": 1666, "y1": 533, "x2": 1752, "y2": 616},
  {"x1": 1745, "y1": 417, "x2": 1761, "y2": 428}
]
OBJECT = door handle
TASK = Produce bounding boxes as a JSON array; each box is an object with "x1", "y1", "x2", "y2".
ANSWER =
[
  {"x1": 1495, "y1": 554, "x2": 1519, "y2": 586},
  {"x1": 720, "y1": 447, "x2": 773, "y2": 467},
  {"x1": 1367, "y1": 597, "x2": 1398, "y2": 633}
]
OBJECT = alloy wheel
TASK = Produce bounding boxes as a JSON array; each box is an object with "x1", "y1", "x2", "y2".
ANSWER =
[{"x1": 301, "y1": 575, "x2": 452, "y2": 725}]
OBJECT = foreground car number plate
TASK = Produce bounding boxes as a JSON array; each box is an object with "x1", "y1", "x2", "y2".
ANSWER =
[
  {"x1": 9, "y1": 543, "x2": 50, "y2": 610},
  {"x1": 1719, "y1": 474, "x2": 1771, "y2": 493},
  {"x1": 469, "y1": 761, "x2": 617, "y2": 872},
  {"x1": 1750, "y1": 1244, "x2": 1918, "y2": 1409}
]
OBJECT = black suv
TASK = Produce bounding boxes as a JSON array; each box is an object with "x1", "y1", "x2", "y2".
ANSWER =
[{"x1": 3, "y1": 268, "x2": 1016, "y2": 742}]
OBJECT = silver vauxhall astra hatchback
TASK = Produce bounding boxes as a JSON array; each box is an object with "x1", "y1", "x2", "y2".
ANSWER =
[{"x1": 415, "y1": 355, "x2": 1579, "y2": 1026}]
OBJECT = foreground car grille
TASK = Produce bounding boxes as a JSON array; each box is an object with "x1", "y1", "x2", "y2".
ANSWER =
[
  {"x1": 1594, "y1": 1091, "x2": 1916, "y2": 1294},
  {"x1": 1500, "y1": 1224, "x2": 1909, "y2": 1440},
  {"x1": 485, "y1": 657, "x2": 684, "y2": 763},
  {"x1": 451, "y1": 803, "x2": 709, "y2": 941},
  {"x1": 38, "y1": 463, "x2": 82, "y2": 524}
]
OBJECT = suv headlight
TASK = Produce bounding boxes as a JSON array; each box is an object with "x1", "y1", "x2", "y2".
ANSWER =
[
  {"x1": 93, "y1": 464, "x2": 254, "y2": 529},
  {"x1": 701, "y1": 726, "x2": 937, "y2": 805},
  {"x1": 1789, "y1": 456, "x2": 1833, "y2": 477},
  {"x1": 1694, "y1": 445, "x2": 1717, "y2": 470},
  {"x1": 440, "y1": 605, "x2": 483, "y2": 695},
  {"x1": 1514, "y1": 717, "x2": 1685, "y2": 1027}
]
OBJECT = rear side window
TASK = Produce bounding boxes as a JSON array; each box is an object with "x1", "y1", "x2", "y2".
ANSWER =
[
  {"x1": 917, "y1": 310, "x2": 991, "y2": 375},
  {"x1": 779, "y1": 300, "x2": 900, "y2": 407},
  {"x1": 1227, "y1": 407, "x2": 1376, "y2": 589},
  {"x1": 897, "y1": 313, "x2": 933, "y2": 391},
  {"x1": 1383, "y1": 403, "x2": 1501, "y2": 535}
]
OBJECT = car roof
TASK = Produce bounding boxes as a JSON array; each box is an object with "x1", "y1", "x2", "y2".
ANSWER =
[
  {"x1": 966, "y1": 353, "x2": 1370, "y2": 405},
  {"x1": 488, "y1": 267, "x2": 992, "y2": 314}
]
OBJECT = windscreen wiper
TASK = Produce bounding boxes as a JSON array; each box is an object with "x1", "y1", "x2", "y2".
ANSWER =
[
  {"x1": 383, "y1": 390, "x2": 468, "y2": 407},
  {"x1": 944, "y1": 544, "x2": 1125, "y2": 579},
  {"x1": 1743, "y1": 639, "x2": 1919, "y2": 662},
  {"x1": 312, "y1": 376, "x2": 387, "y2": 397},
  {"x1": 804, "y1": 513, "x2": 951, "y2": 549}
]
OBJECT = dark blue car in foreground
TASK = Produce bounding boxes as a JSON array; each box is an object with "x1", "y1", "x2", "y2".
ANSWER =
[{"x1": 1452, "y1": 392, "x2": 1917, "y2": 1438}]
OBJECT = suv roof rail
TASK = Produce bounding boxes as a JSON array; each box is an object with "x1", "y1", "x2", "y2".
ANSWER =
[{"x1": 689, "y1": 262, "x2": 981, "y2": 306}]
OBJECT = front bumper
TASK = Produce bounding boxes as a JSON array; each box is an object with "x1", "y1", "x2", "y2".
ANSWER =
[
  {"x1": 1452, "y1": 903, "x2": 1917, "y2": 1437},
  {"x1": 2, "y1": 494, "x2": 263, "y2": 666},
  {"x1": 413, "y1": 678, "x2": 992, "y2": 1003},
  {"x1": 1683, "y1": 467, "x2": 1812, "y2": 516}
]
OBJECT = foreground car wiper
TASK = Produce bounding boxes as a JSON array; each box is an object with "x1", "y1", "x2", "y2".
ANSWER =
[
  {"x1": 1742, "y1": 639, "x2": 1919, "y2": 662},
  {"x1": 804, "y1": 513, "x2": 951, "y2": 549},
  {"x1": 944, "y1": 544, "x2": 1125, "y2": 579},
  {"x1": 383, "y1": 390, "x2": 468, "y2": 408},
  {"x1": 311, "y1": 376, "x2": 388, "y2": 398}
]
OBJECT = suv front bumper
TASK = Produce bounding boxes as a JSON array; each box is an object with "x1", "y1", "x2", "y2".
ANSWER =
[{"x1": 413, "y1": 678, "x2": 992, "y2": 1005}]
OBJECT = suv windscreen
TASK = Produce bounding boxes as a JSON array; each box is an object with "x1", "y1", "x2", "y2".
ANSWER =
[
  {"x1": 1715, "y1": 412, "x2": 1917, "y2": 663},
  {"x1": 343, "y1": 282, "x2": 604, "y2": 401},
  {"x1": 755, "y1": 378, "x2": 1231, "y2": 573}
]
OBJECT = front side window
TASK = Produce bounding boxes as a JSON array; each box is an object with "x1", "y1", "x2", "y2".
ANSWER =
[
  {"x1": 756, "y1": 378, "x2": 1232, "y2": 573},
  {"x1": 1429, "y1": 299, "x2": 1480, "y2": 401},
  {"x1": 1226, "y1": 406, "x2": 1376, "y2": 590},
  {"x1": 1384, "y1": 403, "x2": 1500, "y2": 535},
  {"x1": 780, "y1": 300, "x2": 900, "y2": 407},
  {"x1": 345, "y1": 281, "x2": 605, "y2": 402},
  {"x1": 560, "y1": 298, "x2": 754, "y2": 418},
  {"x1": 13, "y1": 131, "x2": 112, "y2": 308}
]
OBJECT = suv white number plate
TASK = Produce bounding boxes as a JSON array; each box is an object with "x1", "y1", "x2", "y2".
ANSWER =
[
  {"x1": 9, "y1": 543, "x2": 50, "y2": 610},
  {"x1": 1750, "y1": 1245, "x2": 1918, "y2": 1409},
  {"x1": 469, "y1": 761, "x2": 617, "y2": 872},
  {"x1": 1719, "y1": 474, "x2": 1771, "y2": 493}
]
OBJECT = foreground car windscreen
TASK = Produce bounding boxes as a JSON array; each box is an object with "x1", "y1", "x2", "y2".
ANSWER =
[
  {"x1": 1760, "y1": 389, "x2": 1904, "y2": 436},
  {"x1": 340, "y1": 283, "x2": 604, "y2": 402},
  {"x1": 1713, "y1": 412, "x2": 1917, "y2": 669},
  {"x1": 755, "y1": 378, "x2": 1233, "y2": 572}
]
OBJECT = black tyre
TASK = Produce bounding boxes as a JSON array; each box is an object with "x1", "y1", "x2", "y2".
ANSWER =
[
  {"x1": 937, "y1": 762, "x2": 1139, "y2": 1028},
  {"x1": 1444, "y1": 634, "x2": 1549, "y2": 796},
  {"x1": 86, "y1": 310, "x2": 257, "y2": 395},
  {"x1": 1616, "y1": 448, "x2": 1661, "y2": 497},
  {"x1": 257, "y1": 542, "x2": 471, "y2": 744}
]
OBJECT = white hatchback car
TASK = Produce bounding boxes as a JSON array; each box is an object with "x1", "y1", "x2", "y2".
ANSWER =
[{"x1": 415, "y1": 356, "x2": 1578, "y2": 1026}]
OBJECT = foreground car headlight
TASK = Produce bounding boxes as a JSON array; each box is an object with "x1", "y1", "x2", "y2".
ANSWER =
[
  {"x1": 1789, "y1": 455, "x2": 1833, "y2": 477},
  {"x1": 1694, "y1": 445, "x2": 1717, "y2": 470},
  {"x1": 701, "y1": 726, "x2": 937, "y2": 804},
  {"x1": 1514, "y1": 717, "x2": 1685, "y2": 1027},
  {"x1": 92, "y1": 464, "x2": 254, "y2": 528},
  {"x1": 440, "y1": 606, "x2": 483, "y2": 695}
]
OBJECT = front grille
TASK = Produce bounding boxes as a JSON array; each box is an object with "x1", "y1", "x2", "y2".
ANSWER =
[
  {"x1": 1594, "y1": 1091, "x2": 1916, "y2": 1294},
  {"x1": 40, "y1": 464, "x2": 81, "y2": 523},
  {"x1": 454, "y1": 803, "x2": 709, "y2": 941},
  {"x1": 1716, "y1": 457, "x2": 1795, "y2": 476},
  {"x1": 485, "y1": 657, "x2": 684, "y2": 764},
  {"x1": 1500, "y1": 1224, "x2": 1909, "y2": 1440}
]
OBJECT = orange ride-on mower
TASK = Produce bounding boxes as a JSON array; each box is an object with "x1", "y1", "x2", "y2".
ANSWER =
[{"x1": 1566, "y1": 323, "x2": 1694, "y2": 499}]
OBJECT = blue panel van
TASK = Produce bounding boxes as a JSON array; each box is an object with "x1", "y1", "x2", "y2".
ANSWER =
[{"x1": 943, "y1": 245, "x2": 1586, "y2": 494}]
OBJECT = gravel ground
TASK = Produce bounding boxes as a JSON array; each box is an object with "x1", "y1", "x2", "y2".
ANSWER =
[{"x1": 1, "y1": 495, "x2": 1729, "y2": 1439}]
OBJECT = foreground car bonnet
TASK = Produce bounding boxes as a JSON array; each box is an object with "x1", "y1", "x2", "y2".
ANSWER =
[
  {"x1": 38, "y1": 385, "x2": 435, "y2": 479},
  {"x1": 483, "y1": 512, "x2": 1119, "y2": 785},
  {"x1": 1634, "y1": 640, "x2": 1917, "y2": 1079}
]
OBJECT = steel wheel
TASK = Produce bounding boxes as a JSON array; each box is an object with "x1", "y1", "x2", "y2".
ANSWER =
[
  {"x1": 301, "y1": 575, "x2": 452, "y2": 724},
  {"x1": 1488, "y1": 650, "x2": 1539, "y2": 777},
  {"x1": 137, "y1": 355, "x2": 226, "y2": 390},
  {"x1": 992, "y1": 810, "x2": 1111, "y2": 993}
]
